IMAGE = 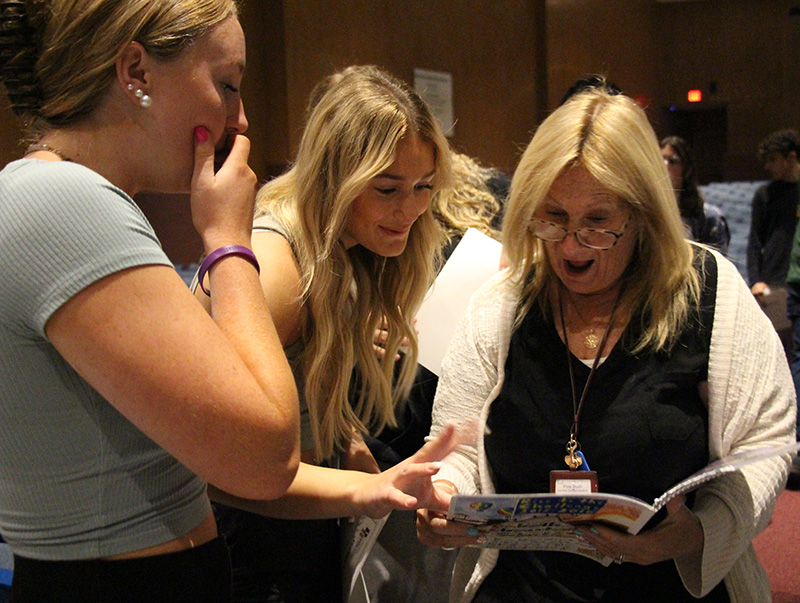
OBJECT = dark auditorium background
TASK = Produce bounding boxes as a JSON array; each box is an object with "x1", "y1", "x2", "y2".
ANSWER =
[{"x1": 1, "y1": 0, "x2": 792, "y2": 265}]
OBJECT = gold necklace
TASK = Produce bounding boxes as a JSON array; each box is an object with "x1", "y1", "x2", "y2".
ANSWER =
[{"x1": 566, "y1": 296, "x2": 602, "y2": 349}]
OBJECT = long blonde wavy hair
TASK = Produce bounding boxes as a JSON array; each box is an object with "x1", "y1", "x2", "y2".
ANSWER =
[
  {"x1": 255, "y1": 65, "x2": 452, "y2": 460},
  {"x1": 502, "y1": 87, "x2": 700, "y2": 353},
  {"x1": 433, "y1": 151, "x2": 501, "y2": 242}
]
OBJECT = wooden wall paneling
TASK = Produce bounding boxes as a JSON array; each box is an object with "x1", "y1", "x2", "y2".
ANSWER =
[
  {"x1": 655, "y1": 0, "x2": 800, "y2": 180},
  {"x1": 546, "y1": 0, "x2": 659, "y2": 112},
  {"x1": 240, "y1": 0, "x2": 292, "y2": 181},
  {"x1": 281, "y1": 0, "x2": 542, "y2": 175},
  {"x1": 133, "y1": 192, "x2": 201, "y2": 266},
  {"x1": 0, "y1": 100, "x2": 25, "y2": 167}
]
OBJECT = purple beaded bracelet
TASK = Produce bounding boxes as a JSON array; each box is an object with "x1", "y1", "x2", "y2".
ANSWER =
[{"x1": 197, "y1": 244, "x2": 260, "y2": 296}]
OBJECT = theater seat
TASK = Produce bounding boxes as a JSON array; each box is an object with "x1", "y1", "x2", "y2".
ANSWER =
[{"x1": 699, "y1": 181, "x2": 767, "y2": 280}]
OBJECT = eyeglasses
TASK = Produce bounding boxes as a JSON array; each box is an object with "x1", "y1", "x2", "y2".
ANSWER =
[
  {"x1": 530, "y1": 218, "x2": 628, "y2": 250},
  {"x1": 663, "y1": 155, "x2": 681, "y2": 166}
]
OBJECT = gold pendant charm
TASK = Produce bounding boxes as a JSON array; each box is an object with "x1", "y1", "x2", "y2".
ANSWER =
[
  {"x1": 564, "y1": 436, "x2": 583, "y2": 469},
  {"x1": 583, "y1": 330, "x2": 599, "y2": 349}
]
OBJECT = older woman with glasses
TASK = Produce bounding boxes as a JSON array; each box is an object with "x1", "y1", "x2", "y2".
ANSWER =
[{"x1": 416, "y1": 86, "x2": 795, "y2": 602}]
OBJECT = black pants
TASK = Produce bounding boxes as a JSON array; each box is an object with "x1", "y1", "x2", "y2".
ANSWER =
[
  {"x1": 214, "y1": 504, "x2": 342, "y2": 603},
  {"x1": 11, "y1": 536, "x2": 231, "y2": 602},
  {"x1": 474, "y1": 550, "x2": 730, "y2": 603}
]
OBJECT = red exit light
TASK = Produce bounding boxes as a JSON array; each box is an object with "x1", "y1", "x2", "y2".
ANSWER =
[{"x1": 687, "y1": 89, "x2": 702, "y2": 103}]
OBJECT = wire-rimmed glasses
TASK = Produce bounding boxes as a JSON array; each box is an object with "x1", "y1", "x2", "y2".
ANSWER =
[{"x1": 530, "y1": 218, "x2": 628, "y2": 250}]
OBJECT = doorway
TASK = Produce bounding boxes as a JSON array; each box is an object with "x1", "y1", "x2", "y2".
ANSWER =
[{"x1": 656, "y1": 104, "x2": 728, "y2": 184}]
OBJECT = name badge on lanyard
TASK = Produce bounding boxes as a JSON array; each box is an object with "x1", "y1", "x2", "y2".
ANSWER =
[{"x1": 550, "y1": 451, "x2": 598, "y2": 493}]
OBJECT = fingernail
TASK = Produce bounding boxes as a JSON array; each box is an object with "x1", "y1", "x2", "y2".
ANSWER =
[
  {"x1": 467, "y1": 527, "x2": 479, "y2": 536},
  {"x1": 589, "y1": 527, "x2": 600, "y2": 535},
  {"x1": 429, "y1": 462, "x2": 443, "y2": 471},
  {"x1": 194, "y1": 126, "x2": 208, "y2": 143}
]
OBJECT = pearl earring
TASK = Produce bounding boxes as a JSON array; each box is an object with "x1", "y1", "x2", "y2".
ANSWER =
[{"x1": 131, "y1": 87, "x2": 152, "y2": 108}]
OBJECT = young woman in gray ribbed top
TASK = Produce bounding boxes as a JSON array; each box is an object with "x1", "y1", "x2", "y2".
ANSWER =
[{"x1": 0, "y1": 1, "x2": 303, "y2": 599}]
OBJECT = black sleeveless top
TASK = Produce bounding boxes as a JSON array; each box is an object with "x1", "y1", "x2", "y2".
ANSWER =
[{"x1": 478, "y1": 248, "x2": 730, "y2": 602}]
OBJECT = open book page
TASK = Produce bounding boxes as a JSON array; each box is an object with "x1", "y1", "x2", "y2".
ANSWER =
[
  {"x1": 416, "y1": 228, "x2": 503, "y2": 376},
  {"x1": 341, "y1": 514, "x2": 389, "y2": 603},
  {"x1": 447, "y1": 440, "x2": 800, "y2": 565},
  {"x1": 448, "y1": 493, "x2": 656, "y2": 566},
  {"x1": 652, "y1": 440, "x2": 800, "y2": 509}
]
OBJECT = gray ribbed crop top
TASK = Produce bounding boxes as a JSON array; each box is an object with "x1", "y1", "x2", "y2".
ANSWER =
[{"x1": 0, "y1": 158, "x2": 210, "y2": 560}]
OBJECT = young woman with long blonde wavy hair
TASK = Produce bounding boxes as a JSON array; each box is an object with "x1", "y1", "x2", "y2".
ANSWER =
[{"x1": 195, "y1": 64, "x2": 457, "y2": 602}]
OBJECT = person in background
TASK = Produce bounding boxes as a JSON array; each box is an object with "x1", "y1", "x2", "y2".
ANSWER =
[
  {"x1": 0, "y1": 1, "x2": 302, "y2": 600},
  {"x1": 417, "y1": 86, "x2": 794, "y2": 602},
  {"x1": 660, "y1": 135, "x2": 730, "y2": 253},
  {"x1": 747, "y1": 129, "x2": 800, "y2": 299},
  {"x1": 193, "y1": 65, "x2": 459, "y2": 602},
  {"x1": 747, "y1": 129, "x2": 800, "y2": 362},
  {"x1": 559, "y1": 74, "x2": 622, "y2": 105},
  {"x1": 434, "y1": 151, "x2": 506, "y2": 259}
]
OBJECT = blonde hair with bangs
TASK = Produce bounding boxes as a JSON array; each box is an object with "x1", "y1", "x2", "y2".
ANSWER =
[
  {"x1": 255, "y1": 65, "x2": 452, "y2": 460},
  {"x1": 503, "y1": 88, "x2": 700, "y2": 353}
]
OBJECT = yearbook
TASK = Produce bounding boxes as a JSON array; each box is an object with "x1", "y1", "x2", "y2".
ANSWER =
[{"x1": 447, "y1": 441, "x2": 800, "y2": 565}]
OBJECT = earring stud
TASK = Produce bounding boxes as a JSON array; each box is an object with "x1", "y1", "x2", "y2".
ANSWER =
[{"x1": 131, "y1": 87, "x2": 152, "y2": 108}]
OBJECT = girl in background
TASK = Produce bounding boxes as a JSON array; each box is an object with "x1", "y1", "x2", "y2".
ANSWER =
[{"x1": 661, "y1": 135, "x2": 730, "y2": 253}]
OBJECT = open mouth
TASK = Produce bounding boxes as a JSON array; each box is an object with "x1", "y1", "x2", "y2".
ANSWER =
[{"x1": 565, "y1": 259, "x2": 593, "y2": 274}]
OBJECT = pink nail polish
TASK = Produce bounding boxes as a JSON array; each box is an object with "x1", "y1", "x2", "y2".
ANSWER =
[{"x1": 194, "y1": 126, "x2": 208, "y2": 143}]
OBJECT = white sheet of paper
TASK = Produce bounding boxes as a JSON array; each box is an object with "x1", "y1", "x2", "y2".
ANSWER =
[
  {"x1": 413, "y1": 68, "x2": 454, "y2": 136},
  {"x1": 342, "y1": 514, "x2": 389, "y2": 603},
  {"x1": 416, "y1": 228, "x2": 503, "y2": 376}
]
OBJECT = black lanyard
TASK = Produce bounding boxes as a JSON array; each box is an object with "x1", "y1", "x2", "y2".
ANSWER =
[{"x1": 557, "y1": 286, "x2": 622, "y2": 469}]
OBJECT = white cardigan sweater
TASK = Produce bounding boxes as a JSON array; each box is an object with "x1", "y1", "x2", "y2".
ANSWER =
[{"x1": 431, "y1": 250, "x2": 795, "y2": 603}]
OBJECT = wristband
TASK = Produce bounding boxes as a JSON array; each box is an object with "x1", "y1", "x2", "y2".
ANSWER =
[{"x1": 198, "y1": 244, "x2": 260, "y2": 296}]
